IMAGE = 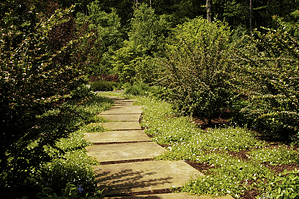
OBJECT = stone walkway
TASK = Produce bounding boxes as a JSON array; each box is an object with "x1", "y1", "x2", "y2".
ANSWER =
[{"x1": 85, "y1": 97, "x2": 233, "y2": 199}]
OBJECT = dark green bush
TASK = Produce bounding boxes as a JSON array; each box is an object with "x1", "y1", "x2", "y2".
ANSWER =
[
  {"x1": 90, "y1": 80, "x2": 114, "y2": 91},
  {"x1": 158, "y1": 17, "x2": 233, "y2": 124},
  {"x1": 124, "y1": 82, "x2": 150, "y2": 96},
  {"x1": 112, "y1": 4, "x2": 170, "y2": 83},
  {"x1": 0, "y1": 1, "x2": 95, "y2": 197},
  {"x1": 232, "y1": 19, "x2": 299, "y2": 140}
]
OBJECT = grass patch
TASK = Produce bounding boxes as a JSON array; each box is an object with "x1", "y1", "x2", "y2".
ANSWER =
[{"x1": 137, "y1": 96, "x2": 299, "y2": 199}]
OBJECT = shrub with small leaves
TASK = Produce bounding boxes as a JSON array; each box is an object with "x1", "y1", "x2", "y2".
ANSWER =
[
  {"x1": 232, "y1": 18, "x2": 299, "y2": 140},
  {"x1": 90, "y1": 80, "x2": 114, "y2": 91},
  {"x1": 0, "y1": 0, "x2": 95, "y2": 197},
  {"x1": 158, "y1": 17, "x2": 233, "y2": 123}
]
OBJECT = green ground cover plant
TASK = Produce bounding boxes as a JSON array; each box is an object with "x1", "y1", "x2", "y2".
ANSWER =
[
  {"x1": 2, "y1": 92, "x2": 113, "y2": 198},
  {"x1": 137, "y1": 96, "x2": 299, "y2": 199},
  {"x1": 36, "y1": 93, "x2": 113, "y2": 198}
]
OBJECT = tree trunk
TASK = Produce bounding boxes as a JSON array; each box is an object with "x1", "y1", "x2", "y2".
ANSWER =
[
  {"x1": 250, "y1": 0, "x2": 252, "y2": 34},
  {"x1": 206, "y1": 0, "x2": 212, "y2": 22}
]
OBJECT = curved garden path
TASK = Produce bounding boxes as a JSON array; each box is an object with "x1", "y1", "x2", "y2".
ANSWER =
[{"x1": 85, "y1": 96, "x2": 233, "y2": 199}]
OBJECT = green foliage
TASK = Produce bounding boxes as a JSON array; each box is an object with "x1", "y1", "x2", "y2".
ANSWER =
[
  {"x1": 112, "y1": 3, "x2": 170, "y2": 83},
  {"x1": 76, "y1": 0, "x2": 123, "y2": 76},
  {"x1": 128, "y1": 3, "x2": 169, "y2": 56},
  {"x1": 71, "y1": 85, "x2": 93, "y2": 99},
  {"x1": 158, "y1": 127, "x2": 266, "y2": 162},
  {"x1": 158, "y1": 17, "x2": 233, "y2": 123},
  {"x1": 0, "y1": 0, "x2": 97, "y2": 196},
  {"x1": 37, "y1": 182, "x2": 104, "y2": 199},
  {"x1": 0, "y1": 0, "x2": 112, "y2": 188},
  {"x1": 112, "y1": 40, "x2": 144, "y2": 82},
  {"x1": 248, "y1": 145, "x2": 299, "y2": 166},
  {"x1": 123, "y1": 82, "x2": 150, "y2": 96},
  {"x1": 79, "y1": 123, "x2": 105, "y2": 132},
  {"x1": 232, "y1": 20, "x2": 299, "y2": 140},
  {"x1": 20, "y1": 94, "x2": 112, "y2": 197},
  {"x1": 90, "y1": 80, "x2": 115, "y2": 91},
  {"x1": 182, "y1": 154, "x2": 272, "y2": 198},
  {"x1": 139, "y1": 97, "x2": 198, "y2": 145},
  {"x1": 139, "y1": 96, "x2": 299, "y2": 198},
  {"x1": 261, "y1": 169, "x2": 299, "y2": 199}
]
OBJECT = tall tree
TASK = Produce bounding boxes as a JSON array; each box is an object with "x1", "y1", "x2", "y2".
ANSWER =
[
  {"x1": 250, "y1": 0, "x2": 252, "y2": 34},
  {"x1": 207, "y1": 0, "x2": 212, "y2": 22}
]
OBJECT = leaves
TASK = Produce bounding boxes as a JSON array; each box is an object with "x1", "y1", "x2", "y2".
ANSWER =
[
  {"x1": 232, "y1": 20, "x2": 299, "y2": 139},
  {"x1": 0, "y1": 1, "x2": 95, "y2": 196},
  {"x1": 158, "y1": 17, "x2": 233, "y2": 122}
]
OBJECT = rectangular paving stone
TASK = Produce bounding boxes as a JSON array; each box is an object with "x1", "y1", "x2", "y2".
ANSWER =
[
  {"x1": 102, "y1": 122, "x2": 142, "y2": 130},
  {"x1": 86, "y1": 142, "x2": 165, "y2": 162},
  {"x1": 105, "y1": 193, "x2": 233, "y2": 199},
  {"x1": 99, "y1": 114, "x2": 141, "y2": 122},
  {"x1": 93, "y1": 160, "x2": 204, "y2": 196},
  {"x1": 85, "y1": 130, "x2": 151, "y2": 143},
  {"x1": 113, "y1": 99, "x2": 135, "y2": 106},
  {"x1": 100, "y1": 106, "x2": 143, "y2": 115}
]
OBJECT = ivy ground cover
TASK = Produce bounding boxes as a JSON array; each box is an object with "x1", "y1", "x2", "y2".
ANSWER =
[{"x1": 136, "y1": 97, "x2": 299, "y2": 199}]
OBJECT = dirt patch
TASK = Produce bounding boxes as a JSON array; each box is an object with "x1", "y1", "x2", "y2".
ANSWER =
[
  {"x1": 263, "y1": 163, "x2": 298, "y2": 174},
  {"x1": 186, "y1": 161, "x2": 216, "y2": 173},
  {"x1": 227, "y1": 150, "x2": 251, "y2": 161},
  {"x1": 192, "y1": 110, "x2": 232, "y2": 130}
]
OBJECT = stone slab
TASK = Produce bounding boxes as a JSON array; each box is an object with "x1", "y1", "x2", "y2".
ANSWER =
[
  {"x1": 105, "y1": 193, "x2": 233, "y2": 199},
  {"x1": 102, "y1": 122, "x2": 142, "y2": 130},
  {"x1": 101, "y1": 106, "x2": 143, "y2": 115},
  {"x1": 113, "y1": 99, "x2": 135, "y2": 106},
  {"x1": 99, "y1": 114, "x2": 141, "y2": 122},
  {"x1": 85, "y1": 130, "x2": 151, "y2": 143},
  {"x1": 94, "y1": 160, "x2": 204, "y2": 196},
  {"x1": 86, "y1": 142, "x2": 165, "y2": 162}
]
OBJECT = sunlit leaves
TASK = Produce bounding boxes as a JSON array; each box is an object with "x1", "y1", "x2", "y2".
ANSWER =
[
  {"x1": 158, "y1": 17, "x2": 233, "y2": 122},
  {"x1": 0, "y1": 1, "x2": 96, "y2": 196},
  {"x1": 232, "y1": 21, "x2": 299, "y2": 139}
]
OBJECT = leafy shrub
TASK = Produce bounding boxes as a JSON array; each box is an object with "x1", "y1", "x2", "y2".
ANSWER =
[
  {"x1": 71, "y1": 85, "x2": 93, "y2": 99},
  {"x1": 37, "y1": 182, "x2": 104, "y2": 199},
  {"x1": 232, "y1": 20, "x2": 299, "y2": 140},
  {"x1": 112, "y1": 3, "x2": 170, "y2": 83},
  {"x1": 76, "y1": 0, "x2": 123, "y2": 76},
  {"x1": 158, "y1": 17, "x2": 233, "y2": 123},
  {"x1": 124, "y1": 82, "x2": 150, "y2": 96},
  {"x1": 90, "y1": 80, "x2": 114, "y2": 91},
  {"x1": 0, "y1": 1, "x2": 96, "y2": 197}
]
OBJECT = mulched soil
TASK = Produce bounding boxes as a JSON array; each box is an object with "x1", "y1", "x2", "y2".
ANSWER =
[{"x1": 192, "y1": 110, "x2": 232, "y2": 130}]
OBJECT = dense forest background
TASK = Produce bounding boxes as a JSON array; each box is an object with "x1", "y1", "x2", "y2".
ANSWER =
[
  {"x1": 59, "y1": 0, "x2": 299, "y2": 30},
  {"x1": 1, "y1": 0, "x2": 299, "y2": 198}
]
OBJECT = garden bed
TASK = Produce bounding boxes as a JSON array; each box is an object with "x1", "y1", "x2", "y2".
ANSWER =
[{"x1": 136, "y1": 96, "x2": 299, "y2": 199}]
